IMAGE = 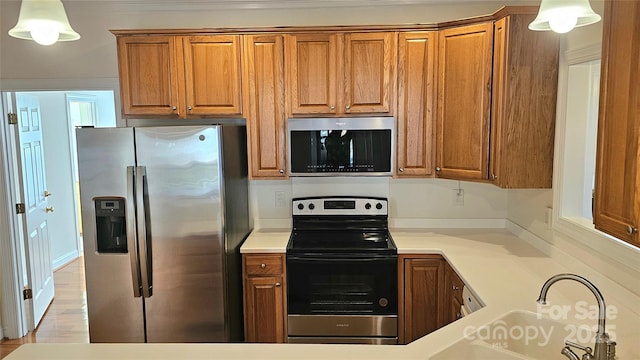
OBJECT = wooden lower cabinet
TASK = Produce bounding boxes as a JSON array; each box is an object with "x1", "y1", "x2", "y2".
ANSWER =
[
  {"x1": 399, "y1": 254, "x2": 466, "y2": 344},
  {"x1": 242, "y1": 254, "x2": 287, "y2": 343},
  {"x1": 445, "y1": 261, "x2": 465, "y2": 324},
  {"x1": 399, "y1": 255, "x2": 445, "y2": 344}
]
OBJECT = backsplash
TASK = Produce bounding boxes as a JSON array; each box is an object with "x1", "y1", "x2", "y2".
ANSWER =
[{"x1": 249, "y1": 177, "x2": 508, "y2": 229}]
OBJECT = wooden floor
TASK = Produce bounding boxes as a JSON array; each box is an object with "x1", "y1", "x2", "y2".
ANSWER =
[{"x1": 0, "y1": 258, "x2": 89, "y2": 359}]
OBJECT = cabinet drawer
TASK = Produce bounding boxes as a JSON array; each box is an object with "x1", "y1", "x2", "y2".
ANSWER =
[{"x1": 244, "y1": 254, "x2": 284, "y2": 275}]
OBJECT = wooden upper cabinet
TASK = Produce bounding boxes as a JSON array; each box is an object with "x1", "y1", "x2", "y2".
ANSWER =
[
  {"x1": 343, "y1": 32, "x2": 396, "y2": 114},
  {"x1": 396, "y1": 32, "x2": 437, "y2": 177},
  {"x1": 117, "y1": 35, "x2": 182, "y2": 117},
  {"x1": 489, "y1": 15, "x2": 559, "y2": 188},
  {"x1": 286, "y1": 33, "x2": 338, "y2": 115},
  {"x1": 242, "y1": 35, "x2": 287, "y2": 179},
  {"x1": 183, "y1": 35, "x2": 242, "y2": 116},
  {"x1": 116, "y1": 34, "x2": 242, "y2": 118},
  {"x1": 436, "y1": 23, "x2": 493, "y2": 181},
  {"x1": 594, "y1": 0, "x2": 640, "y2": 247},
  {"x1": 285, "y1": 32, "x2": 396, "y2": 117}
]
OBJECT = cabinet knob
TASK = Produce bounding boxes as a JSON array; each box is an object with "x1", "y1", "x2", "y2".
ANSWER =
[
  {"x1": 275, "y1": 282, "x2": 281, "y2": 287},
  {"x1": 44, "y1": 190, "x2": 52, "y2": 197},
  {"x1": 187, "y1": 106, "x2": 193, "y2": 111},
  {"x1": 491, "y1": 174, "x2": 498, "y2": 181},
  {"x1": 172, "y1": 106, "x2": 177, "y2": 111},
  {"x1": 456, "y1": 312, "x2": 463, "y2": 320},
  {"x1": 260, "y1": 263, "x2": 266, "y2": 269},
  {"x1": 279, "y1": 169, "x2": 285, "y2": 175},
  {"x1": 626, "y1": 225, "x2": 637, "y2": 235},
  {"x1": 330, "y1": 105, "x2": 335, "y2": 111},
  {"x1": 399, "y1": 167, "x2": 404, "y2": 173},
  {"x1": 345, "y1": 105, "x2": 351, "y2": 110},
  {"x1": 452, "y1": 285, "x2": 460, "y2": 291},
  {"x1": 45, "y1": 206, "x2": 55, "y2": 213},
  {"x1": 435, "y1": 167, "x2": 441, "y2": 173}
]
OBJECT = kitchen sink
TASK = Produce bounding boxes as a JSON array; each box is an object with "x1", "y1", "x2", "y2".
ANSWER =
[{"x1": 430, "y1": 310, "x2": 593, "y2": 360}]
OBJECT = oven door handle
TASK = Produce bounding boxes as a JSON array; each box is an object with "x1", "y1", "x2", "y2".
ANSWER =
[{"x1": 287, "y1": 255, "x2": 396, "y2": 262}]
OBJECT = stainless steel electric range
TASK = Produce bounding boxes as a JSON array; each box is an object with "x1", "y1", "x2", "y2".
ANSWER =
[{"x1": 286, "y1": 196, "x2": 398, "y2": 345}]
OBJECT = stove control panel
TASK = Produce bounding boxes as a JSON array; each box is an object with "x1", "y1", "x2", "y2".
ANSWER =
[{"x1": 292, "y1": 197, "x2": 387, "y2": 216}]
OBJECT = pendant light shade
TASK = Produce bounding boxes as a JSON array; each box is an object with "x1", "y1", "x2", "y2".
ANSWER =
[
  {"x1": 8, "y1": 0, "x2": 80, "y2": 45},
  {"x1": 529, "y1": 0, "x2": 601, "y2": 34}
]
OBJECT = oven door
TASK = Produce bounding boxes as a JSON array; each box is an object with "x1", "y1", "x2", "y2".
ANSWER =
[{"x1": 286, "y1": 253, "x2": 397, "y2": 341}]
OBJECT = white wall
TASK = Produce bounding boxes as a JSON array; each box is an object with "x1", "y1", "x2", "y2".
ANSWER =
[{"x1": 252, "y1": 177, "x2": 508, "y2": 229}]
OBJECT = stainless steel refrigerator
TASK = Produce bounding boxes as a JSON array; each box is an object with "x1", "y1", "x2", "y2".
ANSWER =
[{"x1": 76, "y1": 124, "x2": 251, "y2": 343}]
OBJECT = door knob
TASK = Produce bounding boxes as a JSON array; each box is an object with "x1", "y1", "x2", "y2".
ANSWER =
[{"x1": 45, "y1": 207, "x2": 55, "y2": 213}]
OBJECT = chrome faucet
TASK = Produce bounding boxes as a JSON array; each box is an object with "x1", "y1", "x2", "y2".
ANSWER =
[{"x1": 537, "y1": 274, "x2": 617, "y2": 360}]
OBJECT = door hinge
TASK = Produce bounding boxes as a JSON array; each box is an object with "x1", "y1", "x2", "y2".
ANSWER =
[
  {"x1": 16, "y1": 203, "x2": 26, "y2": 214},
  {"x1": 23, "y1": 288, "x2": 33, "y2": 300},
  {"x1": 7, "y1": 113, "x2": 18, "y2": 125}
]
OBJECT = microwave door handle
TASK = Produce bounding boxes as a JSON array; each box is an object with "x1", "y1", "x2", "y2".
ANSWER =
[
  {"x1": 126, "y1": 166, "x2": 142, "y2": 298},
  {"x1": 136, "y1": 166, "x2": 152, "y2": 298}
]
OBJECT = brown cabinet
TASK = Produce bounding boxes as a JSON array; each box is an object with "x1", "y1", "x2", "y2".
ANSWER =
[
  {"x1": 594, "y1": 0, "x2": 640, "y2": 247},
  {"x1": 242, "y1": 35, "x2": 287, "y2": 179},
  {"x1": 398, "y1": 255, "x2": 446, "y2": 344},
  {"x1": 396, "y1": 32, "x2": 437, "y2": 177},
  {"x1": 242, "y1": 254, "x2": 287, "y2": 343},
  {"x1": 116, "y1": 34, "x2": 242, "y2": 118},
  {"x1": 445, "y1": 261, "x2": 464, "y2": 324},
  {"x1": 399, "y1": 254, "x2": 468, "y2": 344},
  {"x1": 489, "y1": 14, "x2": 559, "y2": 188},
  {"x1": 436, "y1": 23, "x2": 494, "y2": 181},
  {"x1": 285, "y1": 32, "x2": 396, "y2": 116}
]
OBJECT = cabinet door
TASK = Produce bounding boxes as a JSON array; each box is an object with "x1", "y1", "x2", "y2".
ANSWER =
[
  {"x1": 117, "y1": 35, "x2": 181, "y2": 117},
  {"x1": 403, "y1": 258, "x2": 445, "y2": 343},
  {"x1": 243, "y1": 35, "x2": 287, "y2": 179},
  {"x1": 446, "y1": 264, "x2": 464, "y2": 325},
  {"x1": 183, "y1": 35, "x2": 242, "y2": 115},
  {"x1": 594, "y1": 0, "x2": 640, "y2": 246},
  {"x1": 286, "y1": 34, "x2": 338, "y2": 115},
  {"x1": 244, "y1": 276, "x2": 285, "y2": 343},
  {"x1": 436, "y1": 23, "x2": 493, "y2": 180},
  {"x1": 490, "y1": 15, "x2": 558, "y2": 188},
  {"x1": 343, "y1": 32, "x2": 396, "y2": 114},
  {"x1": 396, "y1": 32, "x2": 436, "y2": 177}
]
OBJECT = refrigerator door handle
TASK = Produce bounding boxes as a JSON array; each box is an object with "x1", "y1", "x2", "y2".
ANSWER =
[
  {"x1": 127, "y1": 166, "x2": 142, "y2": 298},
  {"x1": 136, "y1": 166, "x2": 153, "y2": 298}
]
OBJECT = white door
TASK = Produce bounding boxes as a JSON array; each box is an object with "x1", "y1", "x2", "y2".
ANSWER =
[{"x1": 14, "y1": 93, "x2": 55, "y2": 330}]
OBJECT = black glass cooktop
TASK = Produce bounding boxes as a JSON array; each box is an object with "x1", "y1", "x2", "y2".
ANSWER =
[{"x1": 287, "y1": 230, "x2": 396, "y2": 254}]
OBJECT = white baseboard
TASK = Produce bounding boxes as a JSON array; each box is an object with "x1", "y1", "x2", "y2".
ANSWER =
[{"x1": 52, "y1": 250, "x2": 80, "y2": 271}]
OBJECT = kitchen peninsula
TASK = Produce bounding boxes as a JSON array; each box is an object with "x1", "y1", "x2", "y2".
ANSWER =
[{"x1": 6, "y1": 228, "x2": 640, "y2": 359}]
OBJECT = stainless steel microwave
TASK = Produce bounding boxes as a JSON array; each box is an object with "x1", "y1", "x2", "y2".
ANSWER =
[{"x1": 288, "y1": 117, "x2": 395, "y2": 176}]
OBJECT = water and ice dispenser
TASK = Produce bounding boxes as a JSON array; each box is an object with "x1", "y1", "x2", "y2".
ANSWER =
[{"x1": 94, "y1": 197, "x2": 128, "y2": 253}]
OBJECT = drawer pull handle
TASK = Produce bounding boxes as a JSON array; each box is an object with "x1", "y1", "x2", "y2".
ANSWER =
[{"x1": 260, "y1": 263, "x2": 266, "y2": 269}]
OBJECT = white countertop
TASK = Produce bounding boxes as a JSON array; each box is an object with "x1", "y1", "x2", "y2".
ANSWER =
[{"x1": 8, "y1": 228, "x2": 640, "y2": 360}]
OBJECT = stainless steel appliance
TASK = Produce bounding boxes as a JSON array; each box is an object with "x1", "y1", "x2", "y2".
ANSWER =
[
  {"x1": 288, "y1": 117, "x2": 394, "y2": 176},
  {"x1": 77, "y1": 124, "x2": 251, "y2": 343},
  {"x1": 286, "y1": 196, "x2": 398, "y2": 344}
]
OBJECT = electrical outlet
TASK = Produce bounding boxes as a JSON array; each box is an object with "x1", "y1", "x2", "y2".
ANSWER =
[
  {"x1": 453, "y1": 189, "x2": 464, "y2": 206},
  {"x1": 275, "y1": 191, "x2": 286, "y2": 208}
]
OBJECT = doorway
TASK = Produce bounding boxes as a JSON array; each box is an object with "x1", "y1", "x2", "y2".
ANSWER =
[{"x1": 0, "y1": 90, "x2": 117, "y2": 338}]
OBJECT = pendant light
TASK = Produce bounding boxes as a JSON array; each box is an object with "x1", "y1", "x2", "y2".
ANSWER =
[
  {"x1": 529, "y1": 0, "x2": 601, "y2": 34},
  {"x1": 8, "y1": 0, "x2": 80, "y2": 46}
]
